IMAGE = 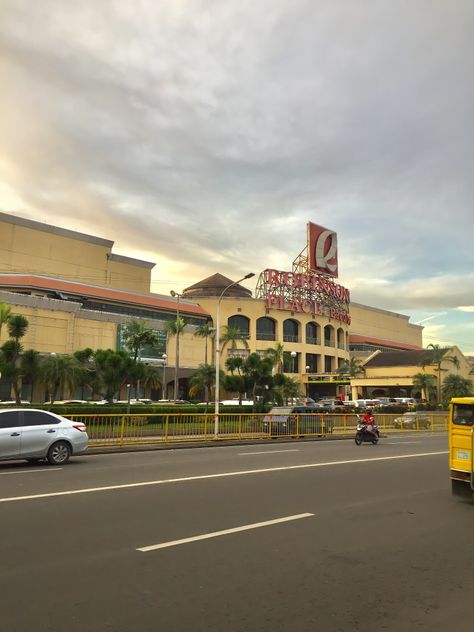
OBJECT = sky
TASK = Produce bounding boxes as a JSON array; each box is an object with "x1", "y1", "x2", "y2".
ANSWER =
[{"x1": 1, "y1": 1, "x2": 473, "y2": 353}]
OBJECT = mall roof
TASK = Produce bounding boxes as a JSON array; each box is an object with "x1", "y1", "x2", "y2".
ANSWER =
[
  {"x1": 183, "y1": 273, "x2": 253, "y2": 298},
  {"x1": 0, "y1": 274, "x2": 208, "y2": 317},
  {"x1": 363, "y1": 350, "x2": 433, "y2": 367},
  {"x1": 349, "y1": 334, "x2": 422, "y2": 351}
]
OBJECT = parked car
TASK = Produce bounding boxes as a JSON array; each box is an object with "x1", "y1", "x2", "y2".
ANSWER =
[
  {"x1": 393, "y1": 412, "x2": 431, "y2": 429},
  {"x1": 0, "y1": 408, "x2": 88, "y2": 465},
  {"x1": 263, "y1": 406, "x2": 333, "y2": 437}
]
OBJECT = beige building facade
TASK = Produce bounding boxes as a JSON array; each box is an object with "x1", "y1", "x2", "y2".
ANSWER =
[{"x1": 4, "y1": 210, "x2": 464, "y2": 402}]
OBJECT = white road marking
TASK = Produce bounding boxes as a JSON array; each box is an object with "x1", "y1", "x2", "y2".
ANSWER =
[
  {"x1": 385, "y1": 441, "x2": 421, "y2": 445},
  {"x1": 137, "y1": 513, "x2": 315, "y2": 552},
  {"x1": 0, "y1": 468, "x2": 63, "y2": 476},
  {"x1": 239, "y1": 449, "x2": 300, "y2": 455},
  {"x1": 0, "y1": 450, "x2": 447, "y2": 504}
]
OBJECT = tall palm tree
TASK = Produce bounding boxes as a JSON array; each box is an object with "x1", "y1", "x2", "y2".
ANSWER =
[
  {"x1": 421, "y1": 344, "x2": 460, "y2": 403},
  {"x1": 123, "y1": 319, "x2": 160, "y2": 398},
  {"x1": 264, "y1": 342, "x2": 285, "y2": 374},
  {"x1": 0, "y1": 302, "x2": 12, "y2": 340},
  {"x1": 194, "y1": 322, "x2": 214, "y2": 365}
]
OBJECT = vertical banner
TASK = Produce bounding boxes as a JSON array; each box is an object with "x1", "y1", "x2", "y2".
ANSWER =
[{"x1": 308, "y1": 222, "x2": 338, "y2": 277}]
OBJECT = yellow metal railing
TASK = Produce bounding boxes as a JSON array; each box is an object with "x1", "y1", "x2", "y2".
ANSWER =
[{"x1": 66, "y1": 411, "x2": 449, "y2": 449}]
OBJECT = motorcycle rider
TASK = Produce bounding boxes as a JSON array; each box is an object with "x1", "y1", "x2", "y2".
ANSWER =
[{"x1": 361, "y1": 410, "x2": 376, "y2": 435}]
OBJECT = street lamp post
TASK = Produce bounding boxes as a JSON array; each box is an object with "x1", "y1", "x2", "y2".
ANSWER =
[
  {"x1": 161, "y1": 353, "x2": 167, "y2": 400},
  {"x1": 126, "y1": 383, "x2": 131, "y2": 415},
  {"x1": 291, "y1": 351, "x2": 297, "y2": 373},
  {"x1": 170, "y1": 291, "x2": 182, "y2": 403},
  {"x1": 305, "y1": 365, "x2": 310, "y2": 398},
  {"x1": 214, "y1": 272, "x2": 255, "y2": 437}
]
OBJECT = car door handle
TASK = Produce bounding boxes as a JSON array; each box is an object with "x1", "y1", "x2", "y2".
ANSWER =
[
  {"x1": 10, "y1": 432, "x2": 20, "y2": 436},
  {"x1": 46, "y1": 429, "x2": 56, "y2": 433}
]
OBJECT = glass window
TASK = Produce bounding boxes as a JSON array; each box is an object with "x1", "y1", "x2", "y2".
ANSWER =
[
  {"x1": 256, "y1": 317, "x2": 276, "y2": 341},
  {"x1": 306, "y1": 322, "x2": 319, "y2": 345},
  {"x1": 228, "y1": 315, "x2": 250, "y2": 338},
  {"x1": 283, "y1": 319, "x2": 299, "y2": 343},
  {"x1": 324, "y1": 325, "x2": 334, "y2": 347},
  {"x1": 452, "y1": 404, "x2": 474, "y2": 426},
  {"x1": 0, "y1": 411, "x2": 20, "y2": 429},
  {"x1": 283, "y1": 352, "x2": 299, "y2": 373},
  {"x1": 22, "y1": 411, "x2": 59, "y2": 426}
]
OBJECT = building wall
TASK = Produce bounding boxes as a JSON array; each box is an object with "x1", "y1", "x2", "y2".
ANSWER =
[
  {"x1": 349, "y1": 302, "x2": 423, "y2": 348},
  {"x1": 196, "y1": 295, "x2": 350, "y2": 376},
  {"x1": 351, "y1": 346, "x2": 472, "y2": 398},
  {"x1": 0, "y1": 212, "x2": 152, "y2": 293},
  {"x1": 0, "y1": 293, "x2": 117, "y2": 353}
]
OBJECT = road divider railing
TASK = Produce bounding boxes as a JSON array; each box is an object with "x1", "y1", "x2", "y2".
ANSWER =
[{"x1": 66, "y1": 411, "x2": 449, "y2": 448}]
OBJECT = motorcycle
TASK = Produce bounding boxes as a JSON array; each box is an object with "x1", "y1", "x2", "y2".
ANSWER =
[{"x1": 354, "y1": 420, "x2": 380, "y2": 445}]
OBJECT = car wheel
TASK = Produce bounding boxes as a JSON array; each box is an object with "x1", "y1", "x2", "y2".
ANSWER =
[{"x1": 47, "y1": 441, "x2": 71, "y2": 465}]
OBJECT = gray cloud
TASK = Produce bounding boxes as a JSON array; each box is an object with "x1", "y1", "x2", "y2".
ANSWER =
[{"x1": 1, "y1": 0, "x2": 474, "y2": 348}]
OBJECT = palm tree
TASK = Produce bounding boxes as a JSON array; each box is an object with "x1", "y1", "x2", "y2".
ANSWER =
[
  {"x1": 93, "y1": 349, "x2": 134, "y2": 403},
  {"x1": 189, "y1": 364, "x2": 218, "y2": 403},
  {"x1": 122, "y1": 319, "x2": 160, "y2": 363},
  {"x1": 220, "y1": 326, "x2": 250, "y2": 355},
  {"x1": 412, "y1": 372, "x2": 437, "y2": 401},
  {"x1": 20, "y1": 349, "x2": 41, "y2": 402},
  {"x1": 0, "y1": 314, "x2": 29, "y2": 403},
  {"x1": 421, "y1": 344, "x2": 460, "y2": 403},
  {"x1": 0, "y1": 340, "x2": 23, "y2": 403},
  {"x1": 264, "y1": 343, "x2": 285, "y2": 374},
  {"x1": 0, "y1": 302, "x2": 12, "y2": 340},
  {"x1": 225, "y1": 357, "x2": 244, "y2": 375},
  {"x1": 336, "y1": 357, "x2": 365, "y2": 377},
  {"x1": 73, "y1": 348, "x2": 96, "y2": 400},
  {"x1": 141, "y1": 363, "x2": 163, "y2": 395},
  {"x1": 272, "y1": 373, "x2": 302, "y2": 405},
  {"x1": 7, "y1": 314, "x2": 29, "y2": 343},
  {"x1": 194, "y1": 322, "x2": 214, "y2": 365},
  {"x1": 123, "y1": 319, "x2": 160, "y2": 398},
  {"x1": 241, "y1": 353, "x2": 274, "y2": 410},
  {"x1": 41, "y1": 354, "x2": 81, "y2": 403},
  {"x1": 442, "y1": 374, "x2": 473, "y2": 402}
]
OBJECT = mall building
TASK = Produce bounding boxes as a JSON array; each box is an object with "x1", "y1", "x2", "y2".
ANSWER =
[{"x1": 0, "y1": 210, "x2": 469, "y2": 402}]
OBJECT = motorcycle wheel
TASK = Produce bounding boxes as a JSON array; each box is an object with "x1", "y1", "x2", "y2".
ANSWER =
[
  {"x1": 371, "y1": 436, "x2": 379, "y2": 444},
  {"x1": 355, "y1": 433, "x2": 363, "y2": 445}
]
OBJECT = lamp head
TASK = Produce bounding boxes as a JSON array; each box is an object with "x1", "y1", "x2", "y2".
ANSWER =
[
  {"x1": 244, "y1": 272, "x2": 255, "y2": 280},
  {"x1": 170, "y1": 290, "x2": 177, "y2": 297}
]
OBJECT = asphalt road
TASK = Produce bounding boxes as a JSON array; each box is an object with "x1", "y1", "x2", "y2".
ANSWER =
[{"x1": 0, "y1": 434, "x2": 472, "y2": 632}]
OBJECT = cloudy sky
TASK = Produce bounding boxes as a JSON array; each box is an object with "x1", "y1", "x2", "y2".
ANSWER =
[{"x1": 1, "y1": 1, "x2": 473, "y2": 353}]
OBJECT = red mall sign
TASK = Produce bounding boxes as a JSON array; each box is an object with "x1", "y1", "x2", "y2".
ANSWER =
[
  {"x1": 263, "y1": 269, "x2": 351, "y2": 324},
  {"x1": 308, "y1": 222, "x2": 338, "y2": 277}
]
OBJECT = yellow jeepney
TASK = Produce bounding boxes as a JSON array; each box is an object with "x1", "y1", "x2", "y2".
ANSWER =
[{"x1": 449, "y1": 397, "x2": 474, "y2": 500}]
